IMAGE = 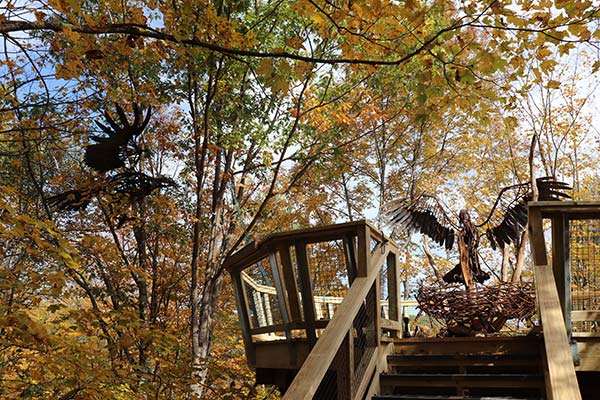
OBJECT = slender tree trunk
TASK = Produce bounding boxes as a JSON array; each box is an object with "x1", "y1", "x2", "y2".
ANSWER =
[
  {"x1": 501, "y1": 245, "x2": 510, "y2": 282},
  {"x1": 511, "y1": 230, "x2": 528, "y2": 282},
  {"x1": 422, "y1": 236, "x2": 443, "y2": 284}
]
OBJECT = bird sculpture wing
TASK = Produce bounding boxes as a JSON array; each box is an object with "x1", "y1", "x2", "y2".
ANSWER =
[
  {"x1": 85, "y1": 104, "x2": 151, "y2": 172},
  {"x1": 477, "y1": 177, "x2": 572, "y2": 250},
  {"x1": 47, "y1": 172, "x2": 176, "y2": 212},
  {"x1": 384, "y1": 193, "x2": 459, "y2": 250}
]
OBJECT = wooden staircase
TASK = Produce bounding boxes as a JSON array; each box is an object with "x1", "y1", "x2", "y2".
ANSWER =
[{"x1": 373, "y1": 336, "x2": 545, "y2": 400}]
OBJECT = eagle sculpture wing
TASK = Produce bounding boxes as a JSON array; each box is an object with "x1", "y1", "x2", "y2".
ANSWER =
[
  {"x1": 384, "y1": 193, "x2": 459, "y2": 250},
  {"x1": 477, "y1": 177, "x2": 572, "y2": 250},
  {"x1": 85, "y1": 104, "x2": 151, "y2": 172}
]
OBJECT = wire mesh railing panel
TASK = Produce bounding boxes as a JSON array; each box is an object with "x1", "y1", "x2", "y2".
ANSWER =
[
  {"x1": 380, "y1": 261, "x2": 390, "y2": 320},
  {"x1": 352, "y1": 282, "x2": 377, "y2": 394},
  {"x1": 306, "y1": 240, "x2": 350, "y2": 306},
  {"x1": 570, "y1": 219, "x2": 600, "y2": 333},
  {"x1": 242, "y1": 256, "x2": 284, "y2": 330}
]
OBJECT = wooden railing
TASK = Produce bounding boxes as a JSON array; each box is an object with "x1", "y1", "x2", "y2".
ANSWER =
[
  {"x1": 224, "y1": 220, "x2": 406, "y2": 393},
  {"x1": 528, "y1": 204, "x2": 582, "y2": 400},
  {"x1": 283, "y1": 242, "x2": 393, "y2": 400}
]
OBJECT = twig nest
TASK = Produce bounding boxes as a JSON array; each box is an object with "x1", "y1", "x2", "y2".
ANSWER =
[{"x1": 416, "y1": 282, "x2": 536, "y2": 336}]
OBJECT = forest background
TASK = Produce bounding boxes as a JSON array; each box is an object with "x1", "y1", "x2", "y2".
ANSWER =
[{"x1": 1, "y1": 0, "x2": 600, "y2": 399}]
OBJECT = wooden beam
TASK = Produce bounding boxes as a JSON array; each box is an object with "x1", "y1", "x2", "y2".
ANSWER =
[
  {"x1": 528, "y1": 206, "x2": 548, "y2": 266},
  {"x1": 534, "y1": 264, "x2": 581, "y2": 400},
  {"x1": 572, "y1": 310, "x2": 600, "y2": 322}
]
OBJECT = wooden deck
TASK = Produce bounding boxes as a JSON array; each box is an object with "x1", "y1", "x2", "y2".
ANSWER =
[{"x1": 225, "y1": 202, "x2": 600, "y2": 399}]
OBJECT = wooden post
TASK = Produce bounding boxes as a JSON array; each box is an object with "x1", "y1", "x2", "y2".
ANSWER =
[
  {"x1": 278, "y1": 245, "x2": 302, "y2": 323},
  {"x1": 528, "y1": 205, "x2": 548, "y2": 266},
  {"x1": 387, "y1": 252, "x2": 399, "y2": 322},
  {"x1": 270, "y1": 253, "x2": 292, "y2": 331},
  {"x1": 343, "y1": 235, "x2": 358, "y2": 283},
  {"x1": 357, "y1": 225, "x2": 371, "y2": 277},
  {"x1": 295, "y1": 241, "x2": 318, "y2": 347},
  {"x1": 270, "y1": 251, "x2": 299, "y2": 365},
  {"x1": 551, "y1": 215, "x2": 571, "y2": 333},
  {"x1": 231, "y1": 271, "x2": 256, "y2": 365}
]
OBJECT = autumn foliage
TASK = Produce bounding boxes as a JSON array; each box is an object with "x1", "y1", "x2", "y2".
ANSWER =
[{"x1": 1, "y1": 0, "x2": 600, "y2": 398}]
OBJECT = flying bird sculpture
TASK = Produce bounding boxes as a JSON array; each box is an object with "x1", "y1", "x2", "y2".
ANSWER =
[
  {"x1": 385, "y1": 177, "x2": 572, "y2": 289},
  {"x1": 47, "y1": 103, "x2": 175, "y2": 215},
  {"x1": 85, "y1": 103, "x2": 151, "y2": 172}
]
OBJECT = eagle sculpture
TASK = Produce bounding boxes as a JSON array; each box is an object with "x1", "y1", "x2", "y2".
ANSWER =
[
  {"x1": 84, "y1": 103, "x2": 151, "y2": 172},
  {"x1": 47, "y1": 103, "x2": 175, "y2": 214},
  {"x1": 385, "y1": 177, "x2": 571, "y2": 289}
]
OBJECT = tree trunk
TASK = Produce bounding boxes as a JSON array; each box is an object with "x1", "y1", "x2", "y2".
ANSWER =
[
  {"x1": 422, "y1": 236, "x2": 444, "y2": 284},
  {"x1": 511, "y1": 230, "x2": 528, "y2": 282},
  {"x1": 501, "y1": 245, "x2": 511, "y2": 282}
]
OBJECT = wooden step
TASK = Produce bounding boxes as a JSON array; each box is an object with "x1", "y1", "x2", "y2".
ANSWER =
[
  {"x1": 373, "y1": 395, "x2": 542, "y2": 400},
  {"x1": 387, "y1": 353, "x2": 540, "y2": 368},
  {"x1": 392, "y1": 336, "x2": 543, "y2": 357},
  {"x1": 380, "y1": 373, "x2": 544, "y2": 389}
]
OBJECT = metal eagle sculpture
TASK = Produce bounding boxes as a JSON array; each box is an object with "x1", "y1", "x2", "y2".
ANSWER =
[
  {"x1": 385, "y1": 177, "x2": 571, "y2": 289},
  {"x1": 47, "y1": 103, "x2": 176, "y2": 215}
]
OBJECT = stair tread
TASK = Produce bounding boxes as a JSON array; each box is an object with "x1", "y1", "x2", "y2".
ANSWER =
[
  {"x1": 373, "y1": 395, "x2": 542, "y2": 400},
  {"x1": 380, "y1": 373, "x2": 543, "y2": 389},
  {"x1": 389, "y1": 354, "x2": 537, "y2": 361},
  {"x1": 381, "y1": 373, "x2": 542, "y2": 380},
  {"x1": 388, "y1": 354, "x2": 538, "y2": 365}
]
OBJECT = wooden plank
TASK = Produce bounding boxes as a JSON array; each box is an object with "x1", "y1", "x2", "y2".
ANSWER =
[
  {"x1": 571, "y1": 310, "x2": 600, "y2": 322},
  {"x1": 224, "y1": 220, "x2": 369, "y2": 272},
  {"x1": 573, "y1": 332, "x2": 600, "y2": 338},
  {"x1": 530, "y1": 201, "x2": 600, "y2": 222},
  {"x1": 283, "y1": 247, "x2": 390, "y2": 400},
  {"x1": 528, "y1": 206, "x2": 548, "y2": 266},
  {"x1": 576, "y1": 339, "x2": 600, "y2": 371},
  {"x1": 357, "y1": 225, "x2": 371, "y2": 277},
  {"x1": 551, "y1": 214, "x2": 571, "y2": 338},
  {"x1": 278, "y1": 245, "x2": 302, "y2": 323},
  {"x1": 534, "y1": 264, "x2": 582, "y2": 400},
  {"x1": 295, "y1": 241, "x2": 318, "y2": 348},
  {"x1": 380, "y1": 319, "x2": 402, "y2": 333}
]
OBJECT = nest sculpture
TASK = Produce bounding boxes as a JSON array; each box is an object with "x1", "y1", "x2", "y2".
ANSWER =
[
  {"x1": 417, "y1": 282, "x2": 536, "y2": 335},
  {"x1": 385, "y1": 177, "x2": 571, "y2": 336}
]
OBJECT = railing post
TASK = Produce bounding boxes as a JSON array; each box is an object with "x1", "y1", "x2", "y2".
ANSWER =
[
  {"x1": 231, "y1": 270, "x2": 256, "y2": 365},
  {"x1": 295, "y1": 240, "x2": 318, "y2": 348},
  {"x1": 343, "y1": 235, "x2": 358, "y2": 283},
  {"x1": 278, "y1": 245, "x2": 302, "y2": 324},
  {"x1": 357, "y1": 225, "x2": 371, "y2": 277},
  {"x1": 528, "y1": 205, "x2": 548, "y2": 265}
]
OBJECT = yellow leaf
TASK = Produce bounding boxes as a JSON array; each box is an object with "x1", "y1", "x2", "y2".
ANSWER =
[
  {"x1": 257, "y1": 59, "x2": 273, "y2": 78},
  {"x1": 62, "y1": 25, "x2": 80, "y2": 42},
  {"x1": 286, "y1": 37, "x2": 305, "y2": 50},
  {"x1": 547, "y1": 80, "x2": 560, "y2": 89}
]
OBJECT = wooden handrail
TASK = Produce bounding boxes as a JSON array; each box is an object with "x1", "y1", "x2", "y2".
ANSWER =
[
  {"x1": 534, "y1": 265, "x2": 582, "y2": 400},
  {"x1": 283, "y1": 244, "x2": 390, "y2": 400}
]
